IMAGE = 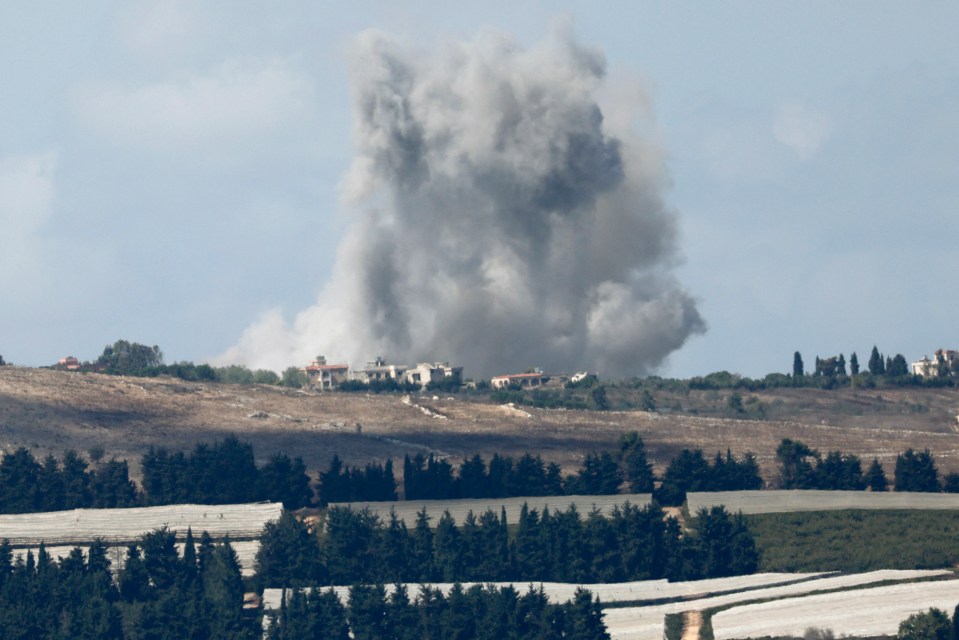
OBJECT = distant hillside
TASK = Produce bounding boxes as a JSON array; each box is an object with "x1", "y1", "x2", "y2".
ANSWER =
[{"x1": 1, "y1": 366, "x2": 959, "y2": 483}]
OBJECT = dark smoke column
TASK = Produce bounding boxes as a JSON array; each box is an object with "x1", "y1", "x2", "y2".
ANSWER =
[{"x1": 223, "y1": 24, "x2": 705, "y2": 378}]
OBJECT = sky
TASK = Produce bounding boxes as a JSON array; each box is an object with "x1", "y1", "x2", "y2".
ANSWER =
[{"x1": 2, "y1": 1, "x2": 957, "y2": 379}]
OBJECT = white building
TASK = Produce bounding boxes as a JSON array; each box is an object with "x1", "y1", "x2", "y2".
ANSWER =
[
  {"x1": 404, "y1": 362, "x2": 463, "y2": 388},
  {"x1": 491, "y1": 371, "x2": 550, "y2": 390},
  {"x1": 351, "y1": 357, "x2": 408, "y2": 384},
  {"x1": 912, "y1": 349, "x2": 959, "y2": 377}
]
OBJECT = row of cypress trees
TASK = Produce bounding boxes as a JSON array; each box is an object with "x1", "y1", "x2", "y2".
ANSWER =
[
  {"x1": 0, "y1": 531, "x2": 256, "y2": 639},
  {"x1": 775, "y1": 438, "x2": 959, "y2": 493},
  {"x1": 256, "y1": 503, "x2": 758, "y2": 587},
  {"x1": 0, "y1": 437, "x2": 314, "y2": 514},
  {"x1": 268, "y1": 584, "x2": 610, "y2": 640}
]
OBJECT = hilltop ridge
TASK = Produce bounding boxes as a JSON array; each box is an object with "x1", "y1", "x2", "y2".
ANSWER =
[{"x1": 1, "y1": 366, "x2": 959, "y2": 482}]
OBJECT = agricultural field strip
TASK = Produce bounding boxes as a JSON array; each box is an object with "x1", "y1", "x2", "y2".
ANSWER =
[
  {"x1": 601, "y1": 569, "x2": 950, "y2": 640},
  {"x1": 331, "y1": 494, "x2": 652, "y2": 526},
  {"x1": 687, "y1": 490, "x2": 959, "y2": 515},
  {"x1": 711, "y1": 578, "x2": 959, "y2": 639},
  {"x1": 0, "y1": 502, "x2": 283, "y2": 546},
  {"x1": 261, "y1": 572, "x2": 826, "y2": 610},
  {"x1": 10, "y1": 540, "x2": 262, "y2": 577}
]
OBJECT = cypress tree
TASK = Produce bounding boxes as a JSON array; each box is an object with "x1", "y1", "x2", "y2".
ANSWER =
[
  {"x1": 866, "y1": 458, "x2": 888, "y2": 491},
  {"x1": 869, "y1": 346, "x2": 885, "y2": 375},
  {"x1": 456, "y1": 454, "x2": 488, "y2": 499},
  {"x1": 347, "y1": 584, "x2": 389, "y2": 640},
  {"x1": 617, "y1": 432, "x2": 655, "y2": 493},
  {"x1": 204, "y1": 539, "x2": 252, "y2": 639},
  {"x1": 433, "y1": 511, "x2": 462, "y2": 581}
]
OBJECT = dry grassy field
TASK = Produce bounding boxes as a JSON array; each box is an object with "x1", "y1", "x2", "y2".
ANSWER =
[{"x1": 2, "y1": 366, "x2": 959, "y2": 484}]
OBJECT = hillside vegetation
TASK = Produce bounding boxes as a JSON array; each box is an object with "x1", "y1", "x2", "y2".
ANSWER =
[{"x1": 2, "y1": 366, "x2": 959, "y2": 484}]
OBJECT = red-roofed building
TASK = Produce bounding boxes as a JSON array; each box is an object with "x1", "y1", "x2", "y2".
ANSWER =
[
  {"x1": 57, "y1": 356, "x2": 80, "y2": 370},
  {"x1": 303, "y1": 356, "x2": 349, "y2": 391}
]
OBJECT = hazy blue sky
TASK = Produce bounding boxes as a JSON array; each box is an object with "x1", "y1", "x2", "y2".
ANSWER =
[{"x1": 2, "y1": 2, "x2": 957, "y2": 378}]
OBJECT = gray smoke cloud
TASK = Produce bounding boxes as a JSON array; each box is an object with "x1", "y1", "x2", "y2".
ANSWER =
[{"x1": 220, "y1": 24, "x2": 705, "y2": 378}]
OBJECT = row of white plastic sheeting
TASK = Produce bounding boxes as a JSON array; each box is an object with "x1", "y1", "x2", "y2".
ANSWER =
[
  {"x1": 0, "y1": 502, "x2": 283, "y2": 545},
  {"x1": 11, "y1": 540, "x2": 263, "y2": 576},
  {"x1": 686, "y1": 490, "x2": 959, "y2": 515},
  {"x1": 261, "y1": 572, "x2": 826, "y2": 611},
  {"x1": 712, "y1": 577, "x2": 959, "y2": 639},
  {"x1": 602, "y1": 570, "x2": 951, "y2": 640},
  {"x1": 329, "y1": 494, "x2": 652, "y2": 527}
]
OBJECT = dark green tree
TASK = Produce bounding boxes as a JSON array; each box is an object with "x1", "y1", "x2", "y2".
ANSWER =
[
  {"x1": 816, "y1": 451, "x2": 865, "y2": 490},
  {"x1": 348, "y1": 584, "x2": 390, "y2": 640},
  {"x1": 568, "y1": 452, "x2": 622, "y2": 495},
  {"x1": 897, "y1": 608, "x2": 951, "y2": 640},
  {"x1": 850, "y1": 351, "x2": 860, "y2": 375},
  {"x1": 61, "y1": 450, "x2": 92, "y2": 508},
  {"x1": 866, "y1": 458, "x2": 888, "y2": 492},
  {"x1": 793, "y1": 351, "x2": 804, "y2": 378},
  {"x1": 433, "y1": 511, "x2": 463, "y2": 581},
  {"x1": 456, "y1": 454, "x2": 489, "y2": 498},
  {"x1": 280, "y1": 366, "x2": 307, "y2": 388},
  {"x1": 617, "y1": 432, "x2": 655, "y2": 493},
  {"x1": 0, "y1": 448, "x2": 41, "y2": 513},
  {"x1": 895, "y1": 448, "x2": 940, "y2": 492},
  {"x1": 888, "y1": 353, "x2": 910, "y2": 377},
  {"x1": 590, "y1": 385, "x2": 610, "y2": 411},
  {"x1": 640, "y1": 390, "x2": 656, "y2": 412},
  {"x1": 255, "y1": 512, "x2": 324, "y2": 588},
  {"x1": 776, "y1": 438, "x2": 819, "y2": 489},
  {"x1": 868, "y1": 346, "x2": 885, "y2": 375},
  {"x1": 204, "y1": 540, "x2": 254, "y2": 639},
  {"x1": 91, "y1": 458, "x2": 138, "y2": 508},
  {"x1": 256, "y1": 453, "x2": 313, "y2": 509},
  {"x1": 656, "y1": 449, "x2": 711, "y2": 506},
  {"x1": 96, "y1": 339, "x2": 163, "y2": 373},
  {"x1": 775, "y1": 439, "x2": 819, "y2": 489},
  {"x1": 727, "y1": 392, "x2": 745, "y2": 414}
]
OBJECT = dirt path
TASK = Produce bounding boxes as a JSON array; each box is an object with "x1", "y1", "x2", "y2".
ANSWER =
[{"x1": 682, "y1": 610, "x2": 703, "y2": 640}]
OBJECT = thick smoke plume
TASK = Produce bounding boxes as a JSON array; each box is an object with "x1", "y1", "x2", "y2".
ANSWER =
[{"x1": 221, "y1": 25, "x2": 705, "y2": 377}]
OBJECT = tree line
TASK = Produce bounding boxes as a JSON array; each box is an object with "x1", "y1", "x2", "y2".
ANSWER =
[
  {"x1": 0, "y1": 523, "x2": 617, "y2": 640},
  {"x1": 0, "y1": 530, "x2": 257, "y2": 639},
  {"x1": 0, "y1": 433, "x2": 763, "y2": 514},
  {"x1": 255, "y1": 503, "x2": 758, "y2": 587},
  {"x1": 317, "y1": 445, "x2": 650, "y2": 505},
  {"x1": 0, "y1": 437, "x2": 312, "y2": 514},
  {"x1": 320, "y1": 435, "x2": 761, "y2": 507},
  {"x1": 775, "y1": 438, "x2": 959, "y2": 493},
  {"x1": 268, "y1": 583, "x2": 609, "y2": 640}
]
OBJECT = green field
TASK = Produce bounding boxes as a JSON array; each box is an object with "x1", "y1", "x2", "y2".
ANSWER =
[{"x1": 747, "y1": 509, "x2": 959, "y2": 572}]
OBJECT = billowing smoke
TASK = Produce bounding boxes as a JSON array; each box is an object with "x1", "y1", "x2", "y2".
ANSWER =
[{"x1": 220, "y1": 25, "x2": 705, "y2": 378}]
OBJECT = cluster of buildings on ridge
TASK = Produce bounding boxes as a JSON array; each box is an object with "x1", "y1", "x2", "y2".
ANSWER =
[
  {"x1": 303, "y1": 356, "x2": 463, "y2": 391},
  {"x1": 302, "y1": 355, "x2": 596, "y2": 392},
  {"x1": 911, "y1": 349, "x2": 959, "y2": 377}
]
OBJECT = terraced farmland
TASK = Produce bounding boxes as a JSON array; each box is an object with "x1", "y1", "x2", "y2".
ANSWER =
[
  {"x1": 711, "y1": 578, "x2": 959, "y2": 639},
  {"x1": 600, "y1": 570, "x2": 950, "y2": 640},
  {"x1": 261, "y1": 572, "x2": 827, "y2": 611},
  {"x1": 687, "y1": 490, "x2": 959, "y2": 515},
  {"x1": 0, "y1": 502, "x2": 282, "y2": 576},
  {"x1": 262, "y1": 570, "x2": 952, "y2": 639}
]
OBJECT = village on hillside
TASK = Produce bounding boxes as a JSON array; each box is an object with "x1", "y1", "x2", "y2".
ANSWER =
[{"x1": 301, "y1": 354, "x2": 597, "y2": 392}]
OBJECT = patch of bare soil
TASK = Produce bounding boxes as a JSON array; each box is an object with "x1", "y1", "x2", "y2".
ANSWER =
[
  {"x1": 681, "y1": 610, "x2": 702, "y2": 640},
  {"x1": 2, "y1": 367, "x2": 959, "y2": 483}
]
